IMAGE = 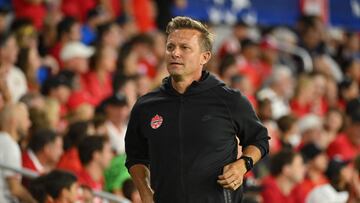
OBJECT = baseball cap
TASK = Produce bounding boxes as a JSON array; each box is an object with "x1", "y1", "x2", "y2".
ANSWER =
[
  {"x1": 96, "y1": 93, "x2": 128, "y2": 114},
  {"x1": 325, "y1": 157, "x2": 351, "y2": 181},
  {"x1": 346, "y1": 97, "x2": 360, "y2": 123},
  {"x1": 300, "y1": 143, "x2": 323, "y2": 163},
  {"x1": 60, "y1": 42, "x2": 94, "y2": 61}
]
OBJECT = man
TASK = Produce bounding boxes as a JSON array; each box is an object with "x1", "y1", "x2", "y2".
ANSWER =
[
  {"x1": 29, "y1": 170, "x2": 79, "y2": 203},
  {"x1": 0, "y1": 103, "x2": 35, "y2": 203},
  {"x1": 22, "y1": 129, "x2": 63, "y2": 174},
  {"x1": 125, "y1": 16, "x2": 269, "y2": 202},
  {"x1": 327, "y1": 97, "x2": 360, "y2": 160},
  {"x1": 293, "y1": 143, "x2": 328, "y2": 203},
  {"x1": 261, "y1": 149, "x2": 306, "y2": 203},
  {"x1": 77, "y1": 135, "x2": 113, "y2": 192}
]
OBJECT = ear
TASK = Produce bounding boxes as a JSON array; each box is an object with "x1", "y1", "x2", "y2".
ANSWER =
[{"x1": 200, "y1": 51, "x2": 212, "y2": 66}]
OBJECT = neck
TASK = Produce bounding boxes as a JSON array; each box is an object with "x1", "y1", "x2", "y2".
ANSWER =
[
  {"x1": 2, "y1": 127, "x2": 19, "y2": 142},
  {"x1": 85, "y1": 162, "x2": 103, "y2": 182},
  {"x1": 36, "y1": 152, "x2": 52, "y2": 172},
  {"x1": 171, "y1": 71, "x2": 202, "y2": 94},
  {"x1": 307, "y1": 167, "x2": 322, "y2": 181},
  {"x1": 96, "y1": 69, "x2": 107, "y2": 81},
  {"x1": 276, "y1": 175, "x2": 296, "y2": 195}
]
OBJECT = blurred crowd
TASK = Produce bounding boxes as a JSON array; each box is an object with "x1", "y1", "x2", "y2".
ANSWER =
[{"x1": 0, "y1": 0, "x2": 359, "y2": 203}]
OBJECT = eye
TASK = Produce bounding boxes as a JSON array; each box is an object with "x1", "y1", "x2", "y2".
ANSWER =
[
  {"x1": 166, "y1": 44, "x2": 174, "y2": 51},
  {"x1": 181, "y1": 45, "x2": 190, "y2": 50}
]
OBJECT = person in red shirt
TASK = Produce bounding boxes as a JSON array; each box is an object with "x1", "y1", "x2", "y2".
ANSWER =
[
  {"x1": 238, "y1": 39, "x2": 263, "y2": 90},
  {"x1": 261, "y1": 149, "x2": 306, "y2": 203},
  {"x1": 22, "y1": 129, "x2": 63, "y2": 174},
  {"x1": 293, "y1": 143, "x2": 329, "y2": 203},
  {"x1": 77, "y1": 135, "x2": 113, "y2": 191},
  {"x1": 327, "y1": 97, "x2": 360, "y2": 160},
  {"x1": 82, "y1": 46, "x2": 116, "y2": 106},
  {"x1": 57, "y1": 121, "x2": 92, "y2": 174},
  {"x1": 50, "y1": 17, "x2": 82, "y2": 65},
  {"x1": 12, "y1": 0, "x2": 46, "y2": 30}
]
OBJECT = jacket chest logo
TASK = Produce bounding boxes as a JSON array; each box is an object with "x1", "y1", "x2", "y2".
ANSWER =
[{"x1": 150, "y1": 114, "x2": 163, "y2": 129}]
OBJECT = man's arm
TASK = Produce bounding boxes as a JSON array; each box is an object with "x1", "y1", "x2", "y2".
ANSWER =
[
  {"x1": 217, "y1": 145, "x2": 261, "y2": 190},
  {"x1": 129, "y1": 164, "x2": 154, "y2": 203},
  {"x1": 218, "y1": 91, "x2": 269, "y2": 190},
  {"x1": 6, "y1": 177, "x2": 36, "y2": 203}
]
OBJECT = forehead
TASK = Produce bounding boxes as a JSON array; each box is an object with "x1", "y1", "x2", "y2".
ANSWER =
[{"x1": 167, "y1": 29, "x2": 201, "y2": 44}]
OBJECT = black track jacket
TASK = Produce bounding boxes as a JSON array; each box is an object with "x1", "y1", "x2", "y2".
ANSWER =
[{"x1": 125, "y1": 71, "x2": 269, "y2": 203}]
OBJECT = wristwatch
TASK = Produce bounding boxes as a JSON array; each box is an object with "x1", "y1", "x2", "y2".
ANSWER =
[{"x1": 239, "y1": 156, "x2": 254, "y2": 172}]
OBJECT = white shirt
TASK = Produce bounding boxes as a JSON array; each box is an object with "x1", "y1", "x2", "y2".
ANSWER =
[
  {"x1": 6, "y1": 66, "x2": 28, "y2": 102},
  {"x1": 106, "y1": 121, "x2": 127, "y2": 155},
  {"x1": 0, "y1": 132, "x2": 22, "y2": 203},
  {"x1": 306, "y1": 184, "x2": 349, "y2": 203}
]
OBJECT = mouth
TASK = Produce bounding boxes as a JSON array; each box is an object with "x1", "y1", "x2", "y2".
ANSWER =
[{"x1": 169, "y1": 62, "x2": 184, "y2": 66}]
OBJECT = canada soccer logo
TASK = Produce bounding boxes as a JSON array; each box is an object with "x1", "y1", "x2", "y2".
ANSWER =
[{"x1": 150, "y1": 114, "x2": 163, "y2": 129}]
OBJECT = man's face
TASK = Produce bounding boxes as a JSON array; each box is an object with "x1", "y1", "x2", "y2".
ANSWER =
[
  {"x1": 16, "y1": 104, "x2": 31, "y2": 137},
  {"x1": 60, "y1": 182, "x2": 79, "y2": 203},
  {"x1": 45, "y1": 136, "x2": 63, "y2": 165},
  {"x1": 348, "y1": 122, "x2": 360, "y2": 146},
  {"x1": 0, "y1": 36, "x2": 19, "y2": 66},
  {"x1": 98, "y1": 142, "x2": 113, "y2": 170},
  {"x1": 165, "y1": 29, "x2": 211, "y2": 80},
  {"x1": 287, "y1": 155, "x2": 306, "y2": 183}
]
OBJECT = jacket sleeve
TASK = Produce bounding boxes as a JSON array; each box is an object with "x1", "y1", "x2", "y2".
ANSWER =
[
  {"x1": 125, "y1": 102, "x2": 150, "y2": 170},
  {"x1": 232, "y1": 92, "x2": 270, "y2": 158}
]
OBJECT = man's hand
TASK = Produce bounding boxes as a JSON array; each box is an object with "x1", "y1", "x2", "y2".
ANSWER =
[
  {"x1": 141, "y1": 193, "x2": 154, "y2": 203},
  {"x1": 217, "y1": 159, "x2": 247, "y2": 191}
]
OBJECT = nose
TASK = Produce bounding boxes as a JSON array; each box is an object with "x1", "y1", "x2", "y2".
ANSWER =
[{"x1": 171, "y1": 47, "x2": 181, "y2": 58}]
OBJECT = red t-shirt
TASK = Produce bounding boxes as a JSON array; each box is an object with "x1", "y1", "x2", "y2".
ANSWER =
[
  {"x1": 81, "y1": 71, "x2": 113, "y2": 106},
  {"x1": 132, "y1": 0, "x2": 156, "y2": 32},
  {"x1": 77, "y1": 167, "x2": 104, "y2": 191},
  {"x1": 292, "y1": 176, "x2": 328, "y2": 203},
  {"x1": 57, "y1": 147, "x2": 83, "y2": 174},
  {"x1": 12, "y1": 0, "x2": 46, "y2": 30},
  {"x1": 261, "y1": 176, "x2": 297, "y2": 203},
  {"x1": 327, "y1": 133, "x2": 360, "y2": 160},
  {"x1": 61, "y1": 0, "x2": 97, "y2": 22}
]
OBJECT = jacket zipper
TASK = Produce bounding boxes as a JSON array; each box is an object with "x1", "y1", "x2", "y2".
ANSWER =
[
  {"x1": 223, "y1": 189, "x2": 232, "y2": 203},
  {"x1": 179, "y1": 96, "x2": 186, "y2": 198}
]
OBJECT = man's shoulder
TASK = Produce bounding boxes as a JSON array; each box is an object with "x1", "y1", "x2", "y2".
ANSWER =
[{"x1": 135, "y1": 88, "x2": 167, "y2": 106}]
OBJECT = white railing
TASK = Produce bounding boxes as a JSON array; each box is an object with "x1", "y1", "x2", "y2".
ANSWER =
[{"x1": 0, "y1": 162, "x2": 131, "y2": 203}]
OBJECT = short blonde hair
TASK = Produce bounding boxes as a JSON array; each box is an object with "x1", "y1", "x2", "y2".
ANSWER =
[{"x1": 166, "y1": 16, "x2": 214, "y2": 52}]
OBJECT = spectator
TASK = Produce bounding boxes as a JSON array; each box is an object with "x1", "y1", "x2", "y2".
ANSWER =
[
  {"x1": 290, "y1": 74, "x2": 315, "y2": 117},
  {"x1": 306, "y1": 158, "x2": 353, "y2": 203},
  {"x1": 96, "y1": 21, "x2": 122, "y2": 49},
  {"x1": 293, "y1": 143, "x2": 329, "y2": 203},
  {"x1": 50, "y1": 16, "x2": 81, "y2": 64},
  {"x1": 258, "y1": 66, "x2": 294, "y2": 119},
  {"x1": 28, "y1": 170, "x2": 79, "y2": 203},
  {"x1": 102, "y1": 93, "x2": 129, "y2": 155},
  {"x1": 22, "y1": 129, "x2": 63, "y2": 174},
  {"x1": 82, "y1": 45, "x2": 117, "y2": 106},
  {"x1": 41, "y1": 73, "x2": 72, "y2": 118},
  {"x1": 16, "y1": 46, "x2": 42, "y2": 92},
  {"x1": 81, "y1": 7, "x2": 108, "y2": 45},
  {"x1": 12, "y1": 0, "x2": 46, "y2": 30},
  {"x1": 327, "y1": 97, "x2": 360, "y2": 160},
  {"x1": 0, "y1": 32, "x2": 28, "y2": 102},
  {"x1": 218, "y1": 54, "x2": 239, "y2": 86},
  {"x1": 77, "y1": 135, "x2": 113, "y2": 192},
  {"x1": 277, "y1": 114, "x2": 300, "y2": 149},
  {"x1": 0, "y1": 103, "x2": 35, "y2": 203},
  {"x1": 261, "y1": 149, "x2": 306, "y2": 203},
  {"x1": 57, "y1": 121, "x2": 93, "y2": 174}
]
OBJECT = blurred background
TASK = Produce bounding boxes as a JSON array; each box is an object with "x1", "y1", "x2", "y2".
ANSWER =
[{"x1": 0, "y1": 0, "x2": 359, "y2": 202}]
